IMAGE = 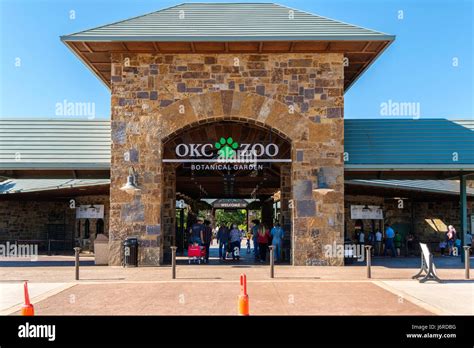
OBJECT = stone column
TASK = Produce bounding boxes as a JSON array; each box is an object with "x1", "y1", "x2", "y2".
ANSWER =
[
  {"x1": 161, "y1": 164, "x2": 176, "y2": 264},
  {"x1": 279, "y1": 164, "x2": 292, "y2": 232}
]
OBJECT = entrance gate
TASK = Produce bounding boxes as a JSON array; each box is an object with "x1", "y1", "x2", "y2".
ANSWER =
[{"x1": 161, "y1": 120, "x2": 293, "y2": 264}]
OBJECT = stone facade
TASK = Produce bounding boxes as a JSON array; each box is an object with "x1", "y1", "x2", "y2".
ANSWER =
[
  {"x1": 0, "y1": 195, "x2": 109, "y2": 251},
  {"x1": 109, "y1": 52, "x2": 345, "y2": 266}
]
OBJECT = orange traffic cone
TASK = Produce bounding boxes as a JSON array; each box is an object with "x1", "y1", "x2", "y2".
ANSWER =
[
  {"x1": 20, "y1": 281, "x2": 34, "y2": 316},
  {"x1": 238, "y1": 273, "x2": 249, "y2": 316}
]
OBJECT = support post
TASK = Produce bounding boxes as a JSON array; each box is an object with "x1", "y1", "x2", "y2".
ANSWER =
[
  {"x1": 460, "y1": 175, "x2": 467, "y2": 263},
  {"x1": 269, "y1": 245, "x2": 274, "y2": 278},
  {"x1": 464, "y1": 246, "x2": 470, "y2": 279},
  {"x1": 365, "y1": 245, "x2": 372, "y2": 279},
  {"x1": 171, "y1": 246, "x2": 177, "y2": 279},
  {"x1": 74, "y1": 247, "x2": 81, "y2": 280}
]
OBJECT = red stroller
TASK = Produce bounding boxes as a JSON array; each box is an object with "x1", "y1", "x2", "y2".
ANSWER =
[{"x1": 188, "y1": 244, "x2": 206, "y2": 264}]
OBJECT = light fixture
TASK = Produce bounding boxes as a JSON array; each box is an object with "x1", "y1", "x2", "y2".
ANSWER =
[
  {"x1": 362, "y1": 204, "x2": 371, "y2": 212},
  {"x1": 120, "y1": 167, "x2": 141, "y2": 193}
]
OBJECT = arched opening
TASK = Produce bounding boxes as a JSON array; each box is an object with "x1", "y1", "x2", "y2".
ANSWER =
[{"x1": 161, "y1": 119, "x2": 292, "y2": 265}]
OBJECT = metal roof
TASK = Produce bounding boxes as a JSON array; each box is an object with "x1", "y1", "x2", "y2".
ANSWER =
[
  {"x1": 0, "y1": 179, "x2": 110, "y2": 194},
  {"x1": 61, "y1": 3, "x2": 394, "y2": 42},
  {"x1": 0, "y1": 119, "x2": 110, "y2": 170},
  {"x1": 1, "y1": 118, "x2": 473, "y2": 174},
  {"x1": 347, "y1": 179, "x2": 474, "y2": 197},
  {"x1": 344, "y1": 119, "x2": 474, "y2": 170}
]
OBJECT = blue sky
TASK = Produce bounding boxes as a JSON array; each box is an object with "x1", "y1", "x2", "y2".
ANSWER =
[{"x1": 0, "y1": 0, "x2": 472, "y2": 120}]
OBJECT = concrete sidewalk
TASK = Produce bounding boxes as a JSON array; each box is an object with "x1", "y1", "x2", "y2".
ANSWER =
[
  {"x1": 6, "y1": 281, "x2": 432, "y2": 316},
  {"x1": 1, "y1": 259, "x2": 472, "y2": 316}
]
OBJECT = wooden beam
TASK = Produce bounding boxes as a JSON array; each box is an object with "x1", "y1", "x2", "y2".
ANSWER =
[
  {"x1": 82, "y1": 42, "x2": 94, "y2": 53},
  {"x1": 361, "y1": 42, "x2": 371, "y2": 52}
]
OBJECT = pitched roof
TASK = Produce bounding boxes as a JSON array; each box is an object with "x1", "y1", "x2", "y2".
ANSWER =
[
  {"x1": 61, "y1": 3, "x2": 394, "y2": 90},
  {"x1": 0, "y1": 119, "x2": 110, "y2": 170},
  {"x1": 344, "y1": 119, "x2": 474, "y2": 169},
  {"x1": 62, "y1": 2, "x2": 394, "y2": 42},
  {"x1": 1, "y1": 118, "x2": 472, "y2": 177}
]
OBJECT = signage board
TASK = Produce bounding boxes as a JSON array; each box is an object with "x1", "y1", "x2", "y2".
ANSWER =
[
  {"x1": 163, "y1": 136, "x2": 291, "y2": 164},
  {"x1": 350, "y1": 205, "x2": 383, "y2": 220},
  {"x1": 76, "y1": 205, "x2": 104, "y2": 219}
]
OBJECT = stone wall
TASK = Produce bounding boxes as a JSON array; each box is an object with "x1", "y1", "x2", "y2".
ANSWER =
[
  {"x1": 345, "y1": 194, "x2": 474, "y2": 243},
  {"x1": 109, "y1": 52, "x2": 345, "y2": 266},
  {"x1": 0, "y1": 195, "x2": 109, "y2": 251}
]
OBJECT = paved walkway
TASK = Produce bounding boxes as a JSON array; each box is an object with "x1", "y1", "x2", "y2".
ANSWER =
[
  {"x1": 1, "y1": 255, "x2": 473, "y2": 315},
  {"x1": 7, "y1": 281, "x2": 432, "y2": 316}
]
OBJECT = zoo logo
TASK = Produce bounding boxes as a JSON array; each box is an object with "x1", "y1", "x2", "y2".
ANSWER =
[{"x1": 215, "y1": 137, "x2": 239, "y2": 159}]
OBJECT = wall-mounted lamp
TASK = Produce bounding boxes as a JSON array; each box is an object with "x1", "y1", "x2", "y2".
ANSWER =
[
  {"x1": 362, "y1": 204, "x2": 371, "y2": 212},
  {"x1": 120, "y1": 167, "x2": 141, "y2": 193},
  {"x1": 313, "y1": 169, "x2": 334, "y2": 194}
]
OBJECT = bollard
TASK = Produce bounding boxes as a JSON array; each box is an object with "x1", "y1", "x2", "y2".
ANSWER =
[
  {"x1": 20, "y1": 281, "x2": 34, "y2": 316},
  {"x1": 464, "y1": 246, "x2": 470, "y2": 279},
  {"x1": 365, "y1": 245, "x2": 372, "y2": 279},
  {"x1": 268, "y1": 245, "x2": 274, "y2": 278},
  {"x1": 74, "y1": 247, "x2": 81, "y2": 280},
  {"x1": 238, "y1": 273, "x2": 249, "y2": 316},
  {"x1": 171, "y1": 246, "x2": 177, "y2": 279}
]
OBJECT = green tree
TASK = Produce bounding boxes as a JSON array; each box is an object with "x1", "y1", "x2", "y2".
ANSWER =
[{"x1": 215, "y1": 209, "x2": 247, "y2": 230}]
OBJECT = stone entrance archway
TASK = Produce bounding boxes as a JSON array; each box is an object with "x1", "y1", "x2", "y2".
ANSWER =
[
  {"x1": 110, "y1": 90, "x2": 344, "y2": 266},
  {"x1": 160, "y1": 119, "x2": 293, "y2": 262}
]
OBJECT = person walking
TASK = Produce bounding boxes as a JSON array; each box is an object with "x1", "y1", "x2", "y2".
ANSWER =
[
  {"x1": 383, "y1": 223, "x2": 397, "y2": 257},
  {"x1": 358, "y1": 230, "x2": 365, "y2": 248},
  {"x1": 367, "y1": 230, "x2": 375, "y2": 256},
  {"x1": 201, "y1": 220, "x2": 213, "y2": 263},
  {"x1": 270, "y1": 221, "x2": 284, "y2": 262},
  {"x1": 375, "y1": 229, "x2": 383, "y2": 256},
  {"x1": 257, "y1": 224, "x2": 271, "y2": 263},
  {"x1": 216, "y1": 223, "x2": 229, "y2": 260},
  {"x1": 245, "y1": 229, "x2": 252, "y2": 254},
  {"x1": 190, "y1": 218, "x2": 205, "y2": 245},
  {"x1": 447, "y1": 225, "x2": 457, "y2": 256},
  {"x1": 229, "y1": 224, "x2": 242, "y2": 261},
  {"x1": 394, "y1": 231, "x2": 402, "y2": 256},
  {"x1": 251, "y1": 219, "x2": 260, "y2": 260}
]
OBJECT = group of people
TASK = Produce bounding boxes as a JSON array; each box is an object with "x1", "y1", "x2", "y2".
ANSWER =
[
  {"x1": 355, "y1": 223, "x2": 402, "y2": 257},
  {"x1": 439, "y1": 225, "x2": 472, "y2": 256},
  {"x1": 189, "y1": 218, "x2": 285, "y2": 263},
  {"x1": 216, "y1": 223, "x2": 246, "y2": 261},
  {"x1": 355, "y1": 223, "x2": 472, "y2": 258},
  {"x1": 249, "y1": 219, "x2": 285, "y2": 263}
]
